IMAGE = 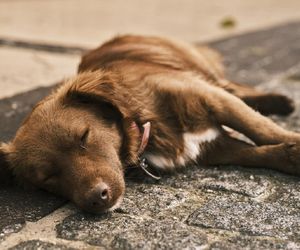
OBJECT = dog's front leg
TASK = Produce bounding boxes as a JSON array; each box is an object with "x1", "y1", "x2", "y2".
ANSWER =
[{"x1": 203, "y1": 84, "x2": 300, "y2": 146}]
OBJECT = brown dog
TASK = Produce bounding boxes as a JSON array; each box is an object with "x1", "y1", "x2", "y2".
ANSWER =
[{"x1": 1, "y1": 35, "x2": 299, "y2": 213}]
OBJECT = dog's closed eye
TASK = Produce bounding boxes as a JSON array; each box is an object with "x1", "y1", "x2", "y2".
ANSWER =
[
  {"x1": 35, "y1": 167, "x2": 60, "y2": 186},
  {"x1": 43, "y1": 172, "x2": 58, "y2": 183},
  {"x1": 80, "y1": 128, "x2": 89, "y2": 149}
]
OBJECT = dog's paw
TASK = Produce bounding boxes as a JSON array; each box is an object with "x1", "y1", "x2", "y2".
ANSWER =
[
  {"x1": 284, "y1": 142, "x2": 300, "y2": 176},
  {"x1": 245, "y1": 93, "x2": 295, "y2": 116},
  {"x1": 268, "y1": 94, "x2": 295, "y2": 116}
]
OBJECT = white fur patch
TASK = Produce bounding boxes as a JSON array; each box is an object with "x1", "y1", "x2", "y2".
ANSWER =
[
  {"x1": 145, "y1": 128, "x2": 219, "y2": 170},
  {"x1": 182, "y1": 128, "x2": 219, "y2": 161},
  {"x1": 144, "y1": 154, "x2": 175, "y2": 170}
]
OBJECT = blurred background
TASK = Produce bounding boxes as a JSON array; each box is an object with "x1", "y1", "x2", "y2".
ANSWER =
[
  {"x1": 1, "y1": 0, "x2": 300, "y2": 46},
  {"x1": 0, "y1": 0, "x2": 299, "y2": 98}
]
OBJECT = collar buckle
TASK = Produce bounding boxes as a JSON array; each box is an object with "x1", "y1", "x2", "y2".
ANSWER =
[{"x1": 138, "y1": 157, "x2": 161, "y2": 180}]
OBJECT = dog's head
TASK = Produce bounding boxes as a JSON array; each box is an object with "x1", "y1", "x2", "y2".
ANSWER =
[{"x1": 0, "y1": 70, "x2": 142, "y2": 213}]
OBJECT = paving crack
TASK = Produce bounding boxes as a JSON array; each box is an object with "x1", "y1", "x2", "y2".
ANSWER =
[{"x1": 0, "y1": 37, "x2": 88, "y2": 55}]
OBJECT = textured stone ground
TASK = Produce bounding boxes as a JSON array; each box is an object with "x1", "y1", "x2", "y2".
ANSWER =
[{"x1": 0, "y1": 22, "x2": 300, "y2": 249}]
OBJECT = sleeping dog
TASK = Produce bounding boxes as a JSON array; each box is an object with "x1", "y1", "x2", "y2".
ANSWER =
[{"x1": 1, "y1": 35, "x2": 299, "y2": 213}]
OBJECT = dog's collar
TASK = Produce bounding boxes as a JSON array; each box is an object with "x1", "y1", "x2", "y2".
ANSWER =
[
  {"x1": 130, "y1": 121, "x2": 151, "y2": 154},
  {"x1": 130, "y1": 121, "x2": 161, "y2": 180}
]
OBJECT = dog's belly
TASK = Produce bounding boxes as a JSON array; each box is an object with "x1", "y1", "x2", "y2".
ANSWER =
[{"x1": 145, "y1": 128, "x2": 220, "y2": 170}]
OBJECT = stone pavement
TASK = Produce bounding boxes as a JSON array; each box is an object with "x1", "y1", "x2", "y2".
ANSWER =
[{"x1": 0, "y1": 22, "x2": 300, "y2": 249}]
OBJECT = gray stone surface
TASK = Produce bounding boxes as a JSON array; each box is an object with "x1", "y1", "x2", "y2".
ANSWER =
[
  {"x1": 209, "y1": 237, "x2": 299, "y2": 250},
  {"x1": 0, "y1": 187, "x2": 65, "y2": 240},
  {"x1": 0, "y1": 22, "x2": 300, "y2": 249},
  {"x1": 210, "y1": 21, "x2": 300, "y2": 86},
  {"x1": 55, "y1": 166, "x2": 300, "y2": 249},
  {"x1": 162, "y1": 166, "x2": 272, "y2": 198},
  {"x1": 0, "y1": 86, "x2": 53, "y2": 142},
  {"x1": 187, "y1": 196, "x2": 299, "y2": 241},
  {"x1": 56, "y1": 213, "x2": 208, "y2": 249}
]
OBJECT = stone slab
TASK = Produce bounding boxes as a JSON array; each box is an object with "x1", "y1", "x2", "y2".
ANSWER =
[
  {"x1": 210, "y1": 21, "x2": 300, "y2": 85},
  {"x1": 162, "y1": 166, "x2": 272, "y2": 198},
  {"x1": 56, "y1": 212, "x2": 208, "y2": 249},
  {"x1": 209, "y1": 236, "x2": 299, "y2": 250},
  {"x1": 0, "y1": 47, "x2": 79, "y2": 99},
  {"x1": 0, "y1": 187, "x2": 65, "y2": 241},
  {"x1": 187, "y1": 195, "x2": 300, "y2": 242}
]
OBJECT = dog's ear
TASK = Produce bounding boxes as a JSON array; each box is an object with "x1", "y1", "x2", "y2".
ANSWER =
[
  {"x1": 61, "y1": 71, "x2": 142, "y2": 164},
  {"x1": 0, "y1": 142, "x2": 15, "y2": 186},
  {"x1": 62, "y1": 70, "x2": 138, "y2": 120}
]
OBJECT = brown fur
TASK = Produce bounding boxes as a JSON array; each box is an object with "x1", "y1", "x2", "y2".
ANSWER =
[{"x1": 0, "y1": 35, "x2": 299, "y2": 213}]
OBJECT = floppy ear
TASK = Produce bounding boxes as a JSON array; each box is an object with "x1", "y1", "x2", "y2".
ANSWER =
[
  {"x1": 60, "y1": 70, "x2": 143, "y2": 164},
  {"x1": 0, "y1": 142, "x2": 14, "y2": 186},
  {"x1": 62, "y1": 70, "x2": 139, "y2": 120}
]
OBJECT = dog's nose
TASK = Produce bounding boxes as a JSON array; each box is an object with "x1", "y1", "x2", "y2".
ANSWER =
[{"x1": 89, "y1": 182, "x2": 111, "y2": 208}]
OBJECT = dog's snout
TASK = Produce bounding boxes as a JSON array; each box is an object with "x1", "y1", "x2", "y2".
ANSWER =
[
  {"x1": 75, "y1": 171, "x2": 125, "y2": 214},
  {"x1": 100, "y1": 187, "x2": 108, "y2": 200},
  {"x1": 89, "y1": 182, "x2": 111, "y2": 208}
]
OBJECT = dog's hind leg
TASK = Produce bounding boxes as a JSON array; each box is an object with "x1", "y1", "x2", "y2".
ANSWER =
[
  {"x1": 203, "y1": 84, "x2": 300, "y2": 146},
  {"x1": 203, "y1": 134, "x2": 300, "y2": 176}
]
